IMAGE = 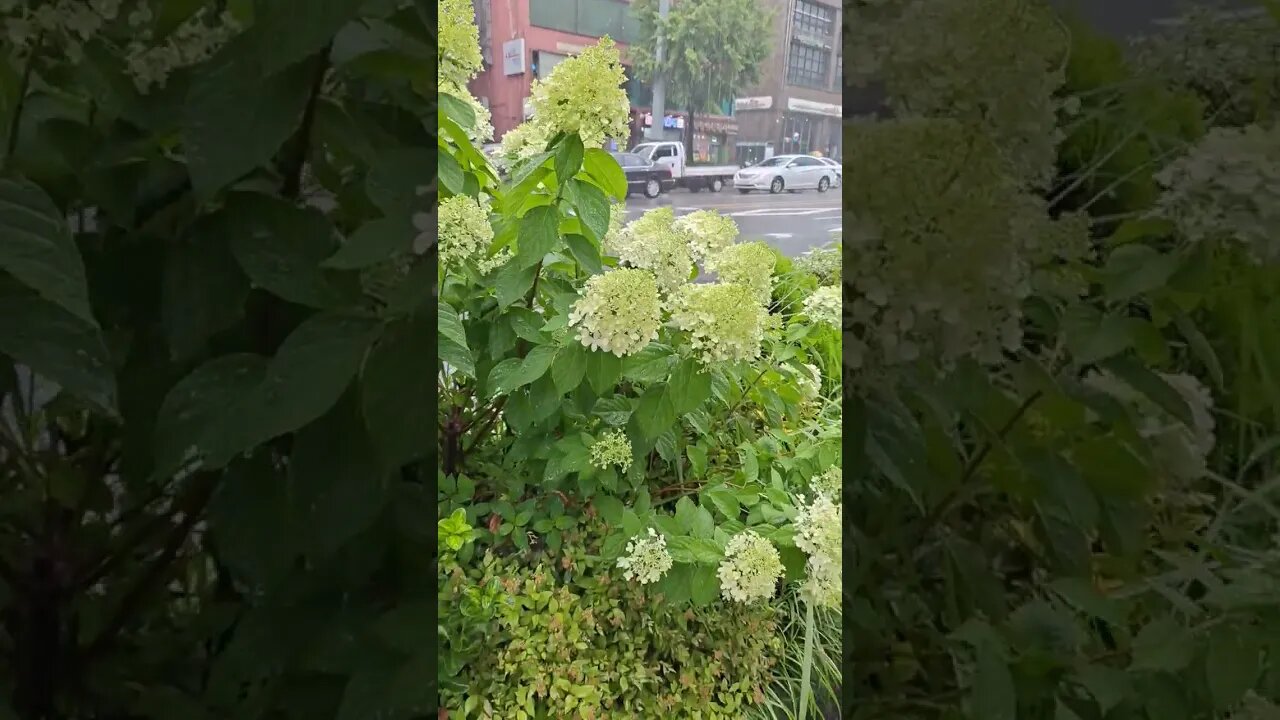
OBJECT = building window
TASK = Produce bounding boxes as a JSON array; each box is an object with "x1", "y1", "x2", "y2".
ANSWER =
[
  {"x1": 833, "y1": 54, "x2": 841, "y2": 90},
  {"x1": 529, "y1": 0, "x2": 640, "y2": 43},
  {"x1": 791, "y1": 0, "x2": 834, "y2": 39},
  {"x1": 786, "y1": 40, "x2": 828, "y2": 89}
]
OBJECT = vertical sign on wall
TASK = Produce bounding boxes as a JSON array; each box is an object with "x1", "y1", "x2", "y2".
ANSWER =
[{"x1": 502, "y1": 38, "x2": 526, "y2": 75}]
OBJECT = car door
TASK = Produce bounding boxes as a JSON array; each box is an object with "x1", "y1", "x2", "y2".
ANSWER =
[{"x1": 782, "y1": 158, "x2": 805, "y2": 188}]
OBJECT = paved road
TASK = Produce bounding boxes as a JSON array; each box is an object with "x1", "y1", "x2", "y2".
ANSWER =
[{"x1": 624, "y1": 187, "x2": 841, "y2": 257}]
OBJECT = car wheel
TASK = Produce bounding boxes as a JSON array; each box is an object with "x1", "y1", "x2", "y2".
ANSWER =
[
  {"x1": 738, "y1": 189, "x2": 751, "y2": 194},
  {"x1": 769, "y1": 176, "x2": 784, "y2": 194},
  {"x1": 818, "y1": 176, "x2": 830, "y2": 193},
  {"x1": 644, "y1": 178, "x2": 661, "y2": 198},
  {"x1": 711, "y1": 178, "x2": 724, "y2": 192}
]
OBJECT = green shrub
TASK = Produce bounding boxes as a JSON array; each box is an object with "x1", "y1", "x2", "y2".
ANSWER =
[{"x1": 440, "y1": 540, "x2": 784, "y2": 719}]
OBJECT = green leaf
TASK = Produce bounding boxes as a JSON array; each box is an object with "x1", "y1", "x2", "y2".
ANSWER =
[
  {"x1": 1102, "y1": 244, "x2": 1182, "y2": 302},
  {"x1": 585, "y1": 350, "x2": 622, "y2": 394},
  {"x1": 289, "y1": 389, "x2": 390, "y2": 562},
  {"x1": 0, "y1": 177, "x2": 96, "y2": 324},
  {"x1": 162, "y1": 215, "x2": 250, "y2": 361},
  {"x1": 208, "y1": 453, "x2": 293, "y2": 590},
  {"x1": 516, "y1": 205, "x2": 561, "y2": 269},
  {"x1": 702, "y1": 485, "x2": 739, "y2": 519},
  {"x1": 202, "y1": 313, "x2": 384, "y2": 468},
  {"x1": 687, "y1": 444, "x2": 708, "y2": 477},
  {"x1": 635, "y1": 384, "x2": 677, "y2": 440},
  {"x1": 1172, "y1": 310, "x2": 1224, "y2": 391},
  {"x1": 690, "y1": 565, "x2": 720, "y2": 606},
  {"x1": 552, "y1": 342, "x2": 587, "y2": 393},
  {"x1": 1074, "y1": 664, "x2": 1131, "y2": 714},
  {"x1": 493, "y1": 261, "x2": 537, "y2": 309},
  {"x1": 438, "y1": 92, "x2": 476, "y2": 131},
  {"x1": 367, "y1": 148, "x2": 435, "y2": 214},
  {"x1": 656, "y1": 563, "x2": 693, "y2": 605},
  {"x1": 1063, "y1": 307, "x2": 1136, "y2": 366},
  {"x1": 566, "y1": 179, "x2": 610, "y2": 242},
  {"x1": 594, "y1": 495, "x2": 624, "y2": 525},
  {"x1": 1130, "y1": 617, "x2": 1194, "y2": 673},
  {"x1": 1100, "y1": 355, "x2": 1195, "y2": 428},
  {"x1": 668, "y1": 358, "x2": 712, "y2": 415},
  {"x1": 564, "y1": 233, "x2": 603, "y2": 274},
  {"x1": 362, "y1": 312, "x2": 434, "y2": 468},
  {"x1": 675, "y1": 497, "x2": 698, "y2": 533},
  {"x1": 489, "y1": 344, "x2": 557, "y2": 395},
  {"x1": 322, "y1": 216, "x2": 413, "y2": 269},
  {"x1": 237, "y1": 0, "x2": 369, "y2": 76},
  {"x1": 0, "y1": 275, "x2": 115, "y2": 412},
  {"x1": 154, "y1": 354, "x2": 267, "y2": 478},
  {"x1": 227, "y1": 194, "x2": 358, "y2": 308},
  {"x1": 972, "y1": 641, "x2": 1017, "y2": 720},
  {"x1": 666, "y1": 536, "x2": 724, "y2": 564},
  {"x1": 184, "y1": 58, "x2": 316, "y2": 200},
  {"x1": 437, "y1": 303, "x2": 474, "y2": 377},
  {"x1": 582, "y1": 148, "x2": 626, "y2": 199},
  {"x1": 554, "y1": 134, "x2": 585, "y2": 183},
  {"x1": 1206, "y1": 625, "x2": 1262, "y2": 709},
  {"x1": 437, "y1": 152, "x2": 464, "y2": 194},
  {"x1": 593, "y1": 396, "x2": 633, "y2": 425}
]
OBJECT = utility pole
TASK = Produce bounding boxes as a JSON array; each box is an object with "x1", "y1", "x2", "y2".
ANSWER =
[{"x1": 645, "y1": 0, "x2": 670, "y2": 140}]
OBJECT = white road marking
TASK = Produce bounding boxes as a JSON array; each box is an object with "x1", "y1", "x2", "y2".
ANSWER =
[
  {"x1": 730, "y1": 208, "x2": 829, "y2": 217},
  {"x1": 765, "y1": 233, "x2": 794, "y2": 239},
  {"x1": 828, "y1": 226, "x2": 842, "y2": 233}
]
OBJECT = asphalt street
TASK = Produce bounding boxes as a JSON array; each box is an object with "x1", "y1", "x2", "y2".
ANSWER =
[{"x1": 623, "y1": 186, "x2": 841, "y2": 257}]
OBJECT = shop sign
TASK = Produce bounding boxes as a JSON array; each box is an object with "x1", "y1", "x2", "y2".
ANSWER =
[
  {"x1": 734, "y1": 96, "x2": 773, "y2": 111},
  {"x1": 786, "y1": 97, "x2": 841, "y2": 117}
]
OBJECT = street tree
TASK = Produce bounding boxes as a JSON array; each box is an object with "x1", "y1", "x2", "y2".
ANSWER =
[{"x1": 630, "y1": 0, "x2": 772, "y2": 159}]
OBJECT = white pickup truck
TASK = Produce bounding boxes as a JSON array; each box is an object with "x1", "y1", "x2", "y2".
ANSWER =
[{"x1": 630, "y1": 141, "x2": 739, "y2": 193}]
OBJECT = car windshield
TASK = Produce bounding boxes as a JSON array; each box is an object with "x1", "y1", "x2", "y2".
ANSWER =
[{"x1": 756, "y1": 157, "x2": 787, "y2": 167}]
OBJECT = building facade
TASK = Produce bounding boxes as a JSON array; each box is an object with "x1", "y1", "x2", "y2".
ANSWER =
[
  {"x1": 733, "y1": 0, "x2": 842, "y2": 163},
  {"x1": 467, "y1": 0, "x2": 646, "y2": 144}
]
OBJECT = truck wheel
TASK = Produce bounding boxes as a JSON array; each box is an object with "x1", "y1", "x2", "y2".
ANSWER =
[
  {"x1": 818, "y1": 176, "x2": 830, "y2": 193},
  {"x1": 644, "y1": 178, "x2": 661, "y2": 198},
  {"x1": 711, "y1": 178, "x2": 724, "y2": 192},
  {"x1": 769, "y1": 177, "x2": 784, "y2": 194}
]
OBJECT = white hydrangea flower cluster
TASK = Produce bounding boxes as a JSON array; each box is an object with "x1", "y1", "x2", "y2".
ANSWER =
[
  {"x1": 1, "y1": 0, "x2": 226, "y2": 72},
  {"x1": 1082, "y1": 370, "x2": 1216, "y2": 481},
  {"x1": 524, "y1": 37, "x2": 630, "y2": 151},
  {"x1": 794, "y1": 362, "x2": 822, "y2": 400},
  {"x1": 1154, "y1": 122, "x2": 1280, "y2": 266},
  {"x1": 477, "y1": 247, "x2": 513, "y2": 275},
  {"x1": 671, "y1": 282, "x2": 766, "y2": 365},
  {"x1": 707, "y1": 241, "x2": 776, "y2": 305},
  {"x1": 437, "y1": 0, "x2": 494, "y2": 143},
  {"x1": 803, "y1": 285, "x2": 841, "y2": 328},
  {"x1": 844, "y1": 118, "x2": 1090, "y2": 376},
  {"x1": 858, "y1": 0, "x2": 1070, "y2": 187},
  {"x1": 811, "y1": 466, "x2": 841, "y2": 498},
  {"x1": 616, "y1": 528, "x2": 673, "y2": 584},
  {"x1": 673, "y1": 210, "x2": 739, "y2": 262},
  {"x1": 794, "y1": 244, "x2": 842, "y2": 285},
  {"x1": 607, "y1": 208, "x2": 696, "y2": 296},
  {"x1": 589, "y1": 429, "x2": 633, "y2": 473},
  {"x1": 438, "y1": 0, "x2": 483, "y2": 89},
  {"x1": 795, "y1": 492, "x2": 841, "y2": 608},
  {"x1": 717, "y1": 530, "x2": 784, "y2": 603},
  {"x1": 568, "y1": 269, "x2": 662, "y2": 357},
  {"x1": 498, "y1": 120, "x2": 553, "y2": 163},
  {"x1": 439, "y1": 195, "x2": 493, "y2": 271},
  {"x1": 123, "y1": 4, "x2": 240, "y2": 92}
]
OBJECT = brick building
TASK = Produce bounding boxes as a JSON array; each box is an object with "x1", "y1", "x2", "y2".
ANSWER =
[{"x1": 732, "y1": 0, "x2": 843, "y2": 163}]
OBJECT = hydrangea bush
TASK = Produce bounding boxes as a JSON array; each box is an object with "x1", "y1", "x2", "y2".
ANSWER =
[{"x1": 435, "y1": 9, "x2": 843, "y2": 718}]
